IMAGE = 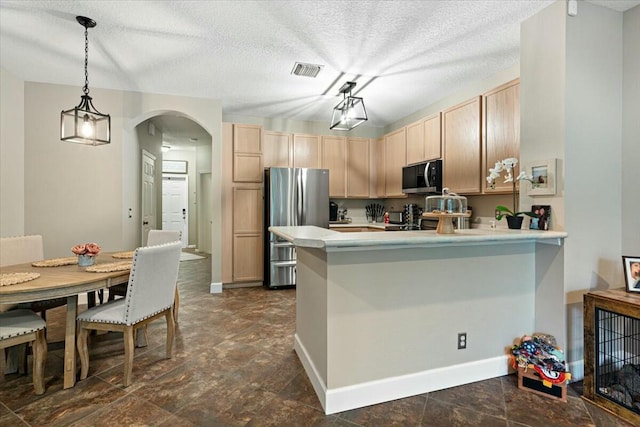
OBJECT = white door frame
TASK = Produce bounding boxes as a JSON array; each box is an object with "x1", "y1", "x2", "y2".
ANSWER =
[
  {"x1": 162, "y1": 174, "x2": 189, "y2": 248},
  {"x1": 141, "y1": 150, "x2": 156, "y2": 246}
]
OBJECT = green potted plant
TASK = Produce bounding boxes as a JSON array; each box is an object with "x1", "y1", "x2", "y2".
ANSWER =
[{"x1": 486, "y1": 158, "x2": 538, "y2": 229}]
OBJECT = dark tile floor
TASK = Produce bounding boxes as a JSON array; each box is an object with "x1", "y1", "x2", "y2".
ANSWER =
[{"x1": 0, "y1": 254, "x2": 635, "y2": 426}]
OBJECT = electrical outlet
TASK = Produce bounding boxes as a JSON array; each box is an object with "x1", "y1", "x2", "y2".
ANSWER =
[{"x1": 458, "y1": 332, "x2": 467, "y2": 349}]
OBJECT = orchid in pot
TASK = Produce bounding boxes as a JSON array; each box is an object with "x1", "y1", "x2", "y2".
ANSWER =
[{"x1": 486, "y1": 158, "x2": 538, "y2": 229}]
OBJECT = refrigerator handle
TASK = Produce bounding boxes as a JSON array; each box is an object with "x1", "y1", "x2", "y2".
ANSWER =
[{"x1": 296, "y1": 170, "x2": 304, "y2": 225}]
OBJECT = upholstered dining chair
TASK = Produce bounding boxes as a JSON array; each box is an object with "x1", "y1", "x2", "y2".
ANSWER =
[
  {"x1": 108, "y1": 230, "x2": 182, "y2": 321},
  {"x1": 77, "y1": 241, "x2": 182, "y2": 387},
  {"x1": 0, "y1": 235, "x2": 65, "y2": 374},
  {"x1": 0, "y1": 309, "x2": 47, "y2": 394}
]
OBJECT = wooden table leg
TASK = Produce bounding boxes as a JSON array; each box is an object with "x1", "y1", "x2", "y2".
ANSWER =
[{"x1": 63, "y1": 295, "x2": 78, "y2": 389}]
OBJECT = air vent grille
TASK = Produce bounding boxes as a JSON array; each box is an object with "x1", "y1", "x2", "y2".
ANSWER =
[{"x1": 291, "y1": 62, "x2": 323, "y2": 78}]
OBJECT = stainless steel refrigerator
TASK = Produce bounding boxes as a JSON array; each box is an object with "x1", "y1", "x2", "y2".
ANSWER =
[{"x1": 263, "y1": 167, "x2": 329, "y2": 289}]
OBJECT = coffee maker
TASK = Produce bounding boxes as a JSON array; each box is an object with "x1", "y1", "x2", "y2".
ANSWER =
[{"x1": 329, "y1": 201, "x2": 339, "y2": 221}]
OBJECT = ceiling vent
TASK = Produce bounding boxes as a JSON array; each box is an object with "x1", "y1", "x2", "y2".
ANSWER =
[{"x1": 291, "y1": 62, "x2": 323, "y2": 78}]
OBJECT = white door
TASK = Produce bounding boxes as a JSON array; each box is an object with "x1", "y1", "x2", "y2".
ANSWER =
[
  {"x1": 162, "y1": 174, "x2": 188, "y2": 248},
  {"x1": 141, "y1": 150, "x2": 156, "y2": 246}
]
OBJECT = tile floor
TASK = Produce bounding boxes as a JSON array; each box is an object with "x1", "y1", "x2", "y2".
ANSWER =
[{"x1": 0, "y1": 253, "x2": 635, "y2": 426}]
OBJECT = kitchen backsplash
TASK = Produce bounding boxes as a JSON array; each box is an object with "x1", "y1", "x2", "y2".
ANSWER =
[{"x1": 330, "y1": 193, "x2": 515, "y2": 229}]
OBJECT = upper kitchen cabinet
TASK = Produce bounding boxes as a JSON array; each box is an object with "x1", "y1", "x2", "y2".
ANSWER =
[
  {"x1": 373, "y1": 137, "x2": 385, "y2": 198},
  {"x1": 233, "y1": 124, "x2": 263, "y2": 183},
  {"x1": 423, "y1": 113, "x2": 442, "y2": 161},
  {"x1": 321, "y1": 136, "x2": 347, "y2": 198},
  {"x1": 293, "y1": 134, "x2": 321, "y2": 168},
  {"x1": 347, "y1": 137, "x2": 370, "y2": 198},
  {"x1": 406, "y1": 113, "x2": 442, "y2": 165},
  {"x1": 384, "y1": 128, "x2": 407, "y2": 198},
  {"x1": 263, "y1": 130, "x2": 292, "y2": 168},
  {"x1": 482, "y1": 79, "x2": 520, "y2": 194},
  {"x1": 443, "y1": 97, "x2": 482, "y2": 195}
]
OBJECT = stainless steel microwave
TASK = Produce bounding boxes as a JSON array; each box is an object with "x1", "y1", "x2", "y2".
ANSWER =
[{"x1": 402, "y1": 159, "x2": 443, "y2": 194}]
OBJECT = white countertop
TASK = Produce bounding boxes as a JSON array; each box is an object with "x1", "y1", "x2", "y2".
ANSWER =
[{"x1": 270, "y1": 225, "x2": 568, "y2": 251}]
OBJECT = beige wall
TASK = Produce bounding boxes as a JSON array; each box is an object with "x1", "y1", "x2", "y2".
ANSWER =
[
  {"x1": 17, "y1": 82, "x2": 223, "y2": 285},
  {"x1": 0, "y1": 68, "x2": 25, "y2": 237}
]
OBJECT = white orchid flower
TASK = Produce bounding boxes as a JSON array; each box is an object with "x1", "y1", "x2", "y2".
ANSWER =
[{"x1": 502, "y1": 158, "x2": 518, "y2": 170}]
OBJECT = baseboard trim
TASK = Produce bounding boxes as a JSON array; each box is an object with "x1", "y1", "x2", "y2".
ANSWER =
[
  {"x1": 568, "y1": 359, "x2": 584, "y2": 382},
  {"x1": 294, "y1": 334, "x2": 510, "y2": 415},
  {"x1": 210, "y1": 282, "x2": 223, "y2": 294}
]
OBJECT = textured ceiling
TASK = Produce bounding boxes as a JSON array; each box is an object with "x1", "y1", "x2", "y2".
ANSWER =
[{"x1": 1, "y1": 0, "x2": 638, "y2": 139}]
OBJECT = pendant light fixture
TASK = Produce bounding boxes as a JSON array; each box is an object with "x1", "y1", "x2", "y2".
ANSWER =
[
  {"x1": 329, "y1": 81, "x2": 368, "y2": 131},
  {"x1": 60, "y1": 16, "x2": 111, "y2": 145}
]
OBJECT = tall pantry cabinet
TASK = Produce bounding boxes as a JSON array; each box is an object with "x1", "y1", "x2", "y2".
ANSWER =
[{"x1": 222, "y1": 123, "x2": 263, "y2": 284}]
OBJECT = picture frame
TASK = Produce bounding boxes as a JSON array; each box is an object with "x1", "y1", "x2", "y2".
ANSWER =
[
  {"x1": 623, "y1": 256, "x2": 640, "y2": 293},
  {"x1": 162, "y1": 160, "x2": 188, "y2": 174},
  {"x1": 526, "y1": 158, "x2": 556, "y2": 196},
  {"x1": 529, "y1": 205, "x2": 551, "y2": 230}
]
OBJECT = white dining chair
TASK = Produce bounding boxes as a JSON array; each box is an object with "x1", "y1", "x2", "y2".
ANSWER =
[
  {"x1": 0, "y1": 309, "x2": 47, "y2": 395},
  {"x1": 108, "y1": 229, "x2": 182, "y2": 321},
  {"x1": 77, "y1": 241, "x2": 182, "y2": 387},
  {"x1": 0, "y1": 235, "x2": 65, "y2": 374}
]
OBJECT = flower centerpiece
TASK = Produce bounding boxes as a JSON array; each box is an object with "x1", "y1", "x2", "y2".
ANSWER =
[
  {"x1": 72, "y1": 243, "x2": 101, "y2": 266},
  {"x1": 486, "y1": 158, "x2": 538, "y2": 229}
]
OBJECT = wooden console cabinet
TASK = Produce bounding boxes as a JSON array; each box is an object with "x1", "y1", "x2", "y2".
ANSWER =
[{"x1": 583, "y1": 289, "x2": 640, "y2": 426}]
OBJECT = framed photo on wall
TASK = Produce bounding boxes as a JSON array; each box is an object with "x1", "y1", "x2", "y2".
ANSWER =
[
  {"x1": 529, "y1": 205, "x2": 551, "y2": 230},
  {"x1": 623, "y1": 256, "x2": 640, "y2": 293},
  {"x1": 526, "y1": 158, "x2": 557, "y2": 196}
]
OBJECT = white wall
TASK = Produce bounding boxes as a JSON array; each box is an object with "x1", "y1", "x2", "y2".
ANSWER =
[
  {"x1": 521, "y1": 0, "x2": 631, "y2": 380},
  {"x1": 622, "y1": 5, "x2": 640, "y2": 255},
  {"x1": 0, "y1": 68, "x2": 25, "y2": 237}
]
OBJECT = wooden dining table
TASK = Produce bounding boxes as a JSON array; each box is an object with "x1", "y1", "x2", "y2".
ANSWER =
[{"x1": 0, "y1": 253, "x2": 131, "y2": 389}]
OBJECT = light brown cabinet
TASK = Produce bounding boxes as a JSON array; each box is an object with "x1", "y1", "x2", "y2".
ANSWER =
[
  {"x1": 483, "y1": 79, "x2": 520, "y2": 194},
  {"x1": 423, "y1": 113, "x2": 442, "y2": 161},
  {"x1": 384, "y1": 128, "x2": 407, "y2": 198},
  {"x1": 347, "y1": 137, "x2": 370, "y2": 198},
  {"x1": 374, "y1": 137, "x2": 385, "y2": 198},
  {"x1": 263, "y1": 131, "x2": 292, "y2": 168},
  {"x1": 232, "y1": 124, "x2": 262, "y2": 183},
  {"x1": 406, "y1": 113, "x2": 441, "y2": 165},
  {"x1": 232, "y1": 186, "x2": 263, "y2": 282},
  {"x1": 222, "y1": 122, "x2": 264, "y2": 285},
  {"x1": 443, "y1": 97, "x2": 482, "y2": 194},
  {"x1": 293, "y1": 134, "x2": 321, "y2": 168},
  {"x1": 406, "y1": 120, "x2": 425, "y2": 165},
  {"x1": 321, "y1": 136, "x2": 347, "y2": 197}
]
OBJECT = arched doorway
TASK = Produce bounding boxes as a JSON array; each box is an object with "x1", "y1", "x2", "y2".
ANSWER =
[{"x1": 135, "y1": 114, "x2": 212, "y2": 252}]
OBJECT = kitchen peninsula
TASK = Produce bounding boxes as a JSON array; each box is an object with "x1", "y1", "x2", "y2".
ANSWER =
[{"x1": 270, "y1": 225, "x2": 568, "y2": 414}]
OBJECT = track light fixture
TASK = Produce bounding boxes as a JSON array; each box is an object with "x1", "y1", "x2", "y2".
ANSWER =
[{"x1": 329, "y1": 81, "x2": 368, "y2": 131}]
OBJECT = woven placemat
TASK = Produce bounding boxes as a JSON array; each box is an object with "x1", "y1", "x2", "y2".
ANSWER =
[
  {"x1": 0, "y1": 272, "x2": 41, "y2": 287},
  {"x1": 32, "y1": 257, "x2": 78, "y2": 267},
  {"x1": 112, "y1": 251, "x2": 134, "y2": 259},
  {"x1": 86, "y1": 261, "x2": 132, "y2": 273}
]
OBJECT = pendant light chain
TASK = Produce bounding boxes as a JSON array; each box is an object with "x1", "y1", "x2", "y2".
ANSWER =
[{"x1": 83, "y1": 25, "x2": 90, "y2": 95}]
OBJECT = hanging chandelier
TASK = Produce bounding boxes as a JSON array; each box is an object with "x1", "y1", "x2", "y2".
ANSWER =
[
  {"x1": 60, "y1": 16, "x2": 111, "y2": 146},
  {"x1": 329, "y1": 81, "x2": 368, "y2": 131}
]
